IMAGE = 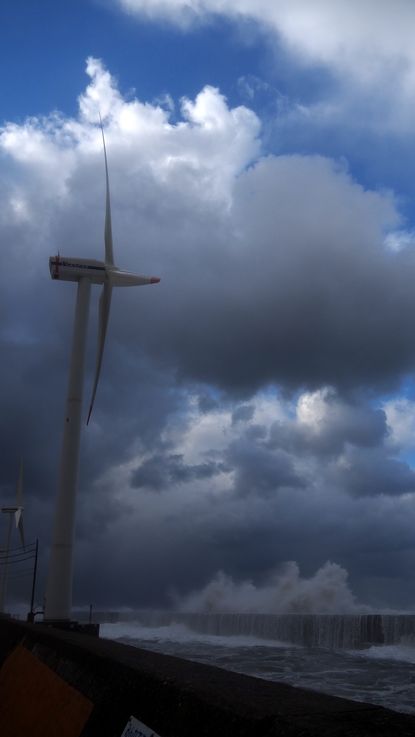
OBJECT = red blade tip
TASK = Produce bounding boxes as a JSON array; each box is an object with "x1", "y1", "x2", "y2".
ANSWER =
[{"x1": 150, "y1": 276, "x2": 161, "y2": 284}]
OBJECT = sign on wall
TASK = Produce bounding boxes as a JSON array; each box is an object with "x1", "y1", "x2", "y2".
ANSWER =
[{"x1": 120, "y1": 714, "x2": 162, "y2": 737}]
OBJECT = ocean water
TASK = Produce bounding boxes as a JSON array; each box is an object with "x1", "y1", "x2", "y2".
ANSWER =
[{"x1": 101, "y1": 616, "x2": 415, "y2": 715}]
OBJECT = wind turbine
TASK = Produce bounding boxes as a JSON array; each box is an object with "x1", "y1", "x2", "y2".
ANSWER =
[
  {"x1": 44, "y1": 122, "x2": 160, "y2": 623},
  {"x1": 0, "y1": 460, "x2": 25, "y2": 613}
]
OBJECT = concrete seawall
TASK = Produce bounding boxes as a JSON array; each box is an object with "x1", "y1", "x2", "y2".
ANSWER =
[
  {"x1": 1, "y1": 618, "x2": 415, "y2": 736},
  {"x1": 81, "y1": 611, "x2": 415, "y2": 649}
]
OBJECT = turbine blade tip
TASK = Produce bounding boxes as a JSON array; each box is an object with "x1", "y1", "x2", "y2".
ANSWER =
[{"x1": 150, "y1": 277, "x2": 161, "y2": 284}]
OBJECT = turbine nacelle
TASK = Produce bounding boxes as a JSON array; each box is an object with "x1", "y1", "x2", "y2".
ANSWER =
[
  {"x1": 49, "y1": 256, "x2": 159, "y2": 287},
  {"x1": 50, "y1": 256, "x2": 106, "y2": 284}
]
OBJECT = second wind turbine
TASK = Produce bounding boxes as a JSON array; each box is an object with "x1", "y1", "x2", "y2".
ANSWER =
[{"x1": 45, "y1": 123, "x2": 160, "y2": 623}]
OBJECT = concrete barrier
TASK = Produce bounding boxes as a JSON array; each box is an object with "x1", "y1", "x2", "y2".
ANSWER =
[{"x1": 0, "y1": 618, "x2": 415, "y2": 736}]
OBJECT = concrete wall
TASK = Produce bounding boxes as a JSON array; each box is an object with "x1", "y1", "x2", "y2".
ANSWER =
[{"x1": 1, "y1": 618, "x2": 415, "y2": 736}]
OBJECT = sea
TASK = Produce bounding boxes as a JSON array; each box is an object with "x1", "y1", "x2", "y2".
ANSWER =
[{"x1": 99, "y1": 612, "x2": 415, "y2": 716}]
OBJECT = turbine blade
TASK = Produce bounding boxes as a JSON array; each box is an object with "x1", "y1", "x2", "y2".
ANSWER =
[
  {"x1": 16, "y1": 460, "x2": 23, "y2": 507},
  {"x1": 16, "y1": 515, "x2": 25, "y2": 549},
  {"x1": 87, "y1": 281, "x2": 112, "y2": 425},
  {"x1": 108, "y1": 269, "x2": 161, "y2": 287},
  {"x1": 100, "y1": 116, "x2": 114, "y2": 266}
]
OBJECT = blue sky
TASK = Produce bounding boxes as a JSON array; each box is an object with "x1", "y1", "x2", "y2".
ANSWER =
[
  {"x1": 3, "y1": 1, "x2": 415, "y2": 209},
  {"x1": 0, "y1": 1, "x2": 266, "y2": 119},
  {"x1": 3, "y1": 1, "x2": 415, "y2": 612}
]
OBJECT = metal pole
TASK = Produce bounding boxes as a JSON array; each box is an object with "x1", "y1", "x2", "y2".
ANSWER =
[
  {"x1": 28, "y1": 538, "x2": 39, "y2": 621},
  {"x1": 44, "y1": 277, "x2": 91, "y2": 621},
  {"x1": 0, "y1": 514, "x2": 14, "y2": 613}
]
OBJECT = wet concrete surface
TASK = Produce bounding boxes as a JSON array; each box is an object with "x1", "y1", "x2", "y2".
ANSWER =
[{"x1": 1, "y1": 617, "x2": 415, "y2": 736}]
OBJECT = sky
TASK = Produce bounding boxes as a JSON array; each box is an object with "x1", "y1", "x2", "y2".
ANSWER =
[{"x1": 3, "y1": 0, "x2": 415, "y2": 613}]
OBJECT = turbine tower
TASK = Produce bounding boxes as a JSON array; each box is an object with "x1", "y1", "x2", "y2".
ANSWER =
[
  {"x1": 44, "y1": 123, "x2": 160, "y2": 623},
  {"x1": 0, "y1": 460, "x2": 25, "y2": 613}
]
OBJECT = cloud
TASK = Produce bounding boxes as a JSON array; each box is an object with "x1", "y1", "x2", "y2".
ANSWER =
[
  {"x1": 227, "y1": 438, "x2": 304, "y2": 497},
  {"x1": 130, "y1": 452, "x2": 227, "y2": 490},
  {"x1": 115, "y1": 1, "x2": 415, "y2": 130},
  {"x1": 269, "y1": 388, "x2": 387, "y2": 458},
  {"x1": 3, "y1": 58, "x2": 415, "y2": 610},
  {"x1": 231, "y1": 403, "x2": 254, "y2": 424},
  {"x1": 384, "y1": 398, "x2": 415, "y2": 452},
  {"x1": 115, "y1": 1, "x2": 415, "y2": 88},
  {"x1": 3, "y1": 57, "x2": 414, "y2": 401},
  {"x1": 63, "y1": 386, "x2": 415, "y2": 608},
  {"x1": 330, "y1": 448, "x2": 415, "y2": 498}
]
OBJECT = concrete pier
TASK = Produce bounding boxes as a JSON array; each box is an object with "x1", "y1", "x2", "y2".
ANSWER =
[{"x1": 0, "y1": 618, "x2": 415, "y2": 736}]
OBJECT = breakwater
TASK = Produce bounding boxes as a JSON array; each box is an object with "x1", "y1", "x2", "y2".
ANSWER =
[
  {"x1": 78, "y1": 611, "x2": 415, "y2": 649},
  {"x1": 2, "y1": 618, "x2": 415, "y2": 736}
]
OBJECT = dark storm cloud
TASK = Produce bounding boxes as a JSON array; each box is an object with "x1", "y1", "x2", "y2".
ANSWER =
[
  {"x1": 3, "y1": 60, "x2": 415, "y2": 612},
  {"x1": 232, "y1": 404, "x2": 255, "y2": 424},
  {"x1": 125, "y1": 154, "x2": 415, "y2": 398},
  {"x1": 6, "y1": 65, "x2": 412, "y2": 405},
  {"x1": 58, "y1": 388, "x2": 415, "y2": 609},
  {"x1": 329, "y1": 448, "x2": 415, "y2": 497},
  {"x1": 197, "y1": 392, "x2": 221, "y2": 414},
  {"x1": 269, "y1": 398, "x2": 387, "y2": 456},
  {"x1": 130, "y1": 452, "x2": 227, "y2": 491},
  {"x1": 227, "y1": 436, "x2": 305, "y2": 496}
]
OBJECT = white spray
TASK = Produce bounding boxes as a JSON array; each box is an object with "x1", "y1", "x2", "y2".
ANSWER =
[{"x1": 176, "y1": 561, "x2": 368, "y2": 614}]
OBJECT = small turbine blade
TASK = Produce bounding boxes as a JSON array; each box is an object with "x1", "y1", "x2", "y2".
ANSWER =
[
  {"x1": 87, "y1": 282, "x2": 112, "y2": 425},
  {"x1": 16, "y1": 515, "x2": 25, "y2": 549},
  {"x1": 99, "y1": 115, "x2": 114, "y2": 267},
  {"x1": 16, "y1": 459, "x2": 23, "y2": 507},
  {"x1": 108, "y1": 269, "x2": 161, "y2": 287},
  {"x1": 15, "y1": 461, "x2": 25, "y2": 547}
]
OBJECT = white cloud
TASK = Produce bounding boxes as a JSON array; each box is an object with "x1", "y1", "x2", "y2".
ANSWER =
[
  {"x1": 1, "y1": 56, "x2": 260, "y2": 189},
  {"x1": 0, "y1": 55, "x2": 406, "y2": 392},
  {"x1": 0, "y1": 56, "x2": 260, "y2": 270},
  {"x1": 384, "y1": 229, "x2": 415, "y2": 253},
  {"x1": 115, "y1": 0, "x2": 415, "y2": 129},
  {"x1": 384, "y1": 397, "x2": 415, "y2": 451},
  {"x1": 115, "y1": 0, "x2": 415, "y2": 84},
  {"x1": 296, "y1": 387, "x2": 332, "y2": 428}
]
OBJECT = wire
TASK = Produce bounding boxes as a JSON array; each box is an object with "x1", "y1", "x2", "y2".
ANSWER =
[
  {"x1": 0, "y1": 547, "x2": 36, "y2": 561},
  {"x1": 0, "y1": 553, "x2": 37, "y2": 565},
  {"x1": 0, "y1": 541, "x2": 37, "y2": 556}
]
